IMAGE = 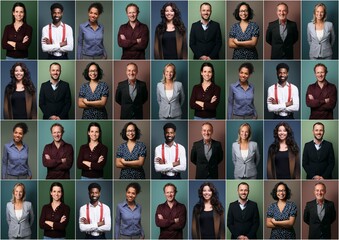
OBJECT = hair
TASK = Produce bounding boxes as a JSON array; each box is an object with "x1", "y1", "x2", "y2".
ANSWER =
[
  {"x1": 50, "y1": 3, "x2": 63, "y2": 12},
  {"x1": 276, "y1": 2, "x2": 288, "y2": 12},
  {"x1": 236, "y1": 122, "x2": 252, "y2": 143},
  {"x1": 313, "y1": 63, "x2": 328, "y2": 74},
  {"x1": 271, "y1": 181, "x2": 291, "y2": 201},
  {"x1": 49, "y1": 182, "x2": 64, "y2": 203},
  {"x1": 50, "y1": 123, "x2": 64, "y2": 134},
  {"x1": 161, "y1": 63, "x2": 177, "y2": 83},
  {"x1": 196, "y1": 182, "x2": 224, "y2": 215},
  {"x1": 82, "y1": 62, "x2": 103, "y2": 81},
  {"x1": 237, "y1": 182, "x2": 249, "y2": 190},
  {"x1": 163, "y1": 122, "x2": 176, "y2": 132},
  {"x1": 87, "y1": 122, "x2": 102, "y2": 143},
  {"x1": 126, "y1": 182, "x2": 141, "y2": 195},
  {"x1": 127, "y1": 62, "x2": 138, "y2": 72},
  {"x1": 312, "y1": 3, "x2": 327, "y2": 23},
  {"x1": 11, "y1": 183, "x2": 26, "y2": 203},
  {"x1": 200, "y1": 62, "x2": 215, "y2": 83},
  {"x1": 88, "y1": 2, "x2": 103, "y2": 15},
  {"x1": 125, "y1": 3, "x2": 140, "y2": 14},
  {"x1": 233, "y1": 2, "x2": 254, "y2": 21},
  {"x1": 200, "y1": 2, "x2": 212, "y2": 10},
  {"x1": 120, "y1": 122, "x2": 141, "y2": 141},
  {"x1": 313, "y1": 122, "x2": 325, "y2": 130},
  {"x1": 276, "y1": 63, "x2": 289, "y2": 72},
  {"x1": 163, "y1": 183, "x2": 177, "y2": 193},
  {"x1": 269, "y1": 122, "x2": 299, "y2": 155},
  {"x1": 12, "y1": 2, "x2": 27, "y2": 23},
  {"x1": 6, "y1": 62, "x2": 36, "y2": 95},
  {"x1": 238, "y1": 62, "x2": 254, "y2": 75},
  {"x1": 49, "y1": 62, "x2": 61, "y2": 70},
  {"x1": 88, "y1": 182, "x2": 101, "y2": 192},
  {"x1": 314, "y1": 182, "x2": 326, "y2": 191},
  {"x1": 13, "y1": 122, "x2": 28, "y2": 135},
  {"x1": 202, "y1": 122, "x2": 213, "y2": 131},
  {"x1": 156, "y1": 2, "x2": 186, "y2": 36}
]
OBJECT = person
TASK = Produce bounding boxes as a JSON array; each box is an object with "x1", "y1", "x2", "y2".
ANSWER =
[
  {"x1": 303, "y1": 182, "x2": 336, "y2": 239},
  {"x1": 116, "y1": 122, "x2": 146, "y2": 179},
  {"x1": 115, "y1": 182, "x2": 144, "y2": 239},
  {"x1": 79, "y1": 182, "x2": 111, "y2": 239},
  {"x1": 2, "y1": 2, "x2": 32, "y2": 59},
  {"x1": 267, "y1": 63, "x2": 299, "y2": 119},
  {"x1": 190, "y1": 122, "x2": 223, "y2": 179},
  {"x1": 190, "y1": 2, "x2": 222, "y2": 60},
  {"x1": 265, "y1": 2, "x2": 298, "y2": 59},
  {"x1": 157, "y1": 63, "x2": 185, "y2": 119},
  {"x1": 6, "y1": 183, "x2": 34, "y2": 239},
  {"x1": 39, "y1": 182, "x2": 70, "y2": 239},
  {"x1": 4, "y1": 62, "x2": 37, "y2": 119},
  {"x1": 78, "y1": 62, "x2": 109, "y2": 119},
  {"x1": 154, "y1": 123, "x2": 186, "y2": 179},
  {"x1": 42, "y1": 123, "x2": 74, "y2": 179},
  {"x1": 232, "y1": 123, "x2": 260, "y2": 179},
  {"x1": 115, "y1": 62, "x2": 148, "y2": 119},
  {"x1": 302, "y1": 122, "x2": 335, "y2": 180},
  {"x1": 228, "y1": 62, "x2": 257, "y2": 119},
  {"x1": 192, "y1": 182, "x2": 225, "y2": 239},
  {"x1": 228, "y1": 2, "x2": 259, "y2": 59},
  {"x1": 2, "y1": 122, "x2": 32, "y2": 179},
  {"x1": 77, "y1": 122, "x2": 108, "y2": 179},
  {"x1": 39, "y1": 62, "x2": 72, "y2": 120},
  {"x1": 118, "y1": 3, "x2": 149, "y2": 59},
  {"x1": 307, "y1": 3, "x2": 335, "y2": 59},
  {"x1": 227, "y1": 182, "x2": 260, "y2": 239},
  {"x1": 155, "y1": 183, "x2": 187, "y2": 239},
  {"x1": 77, "y1": 2, "x2": 107, "y2": 59},
  {"x1": 306, "y1": 63, "x2": 337, "y2": 119},
  {"x1": 190, "y1": 62, "x2": 221, "y2": 119},
  {"x1": 266, "y1": 182, "x2": 297, "y2": 239},
  {"x1": 154, "y1": 2, "x2": 187, "y2": 59}
]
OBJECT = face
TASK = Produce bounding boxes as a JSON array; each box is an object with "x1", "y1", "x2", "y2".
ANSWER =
[
  {"x1": 13, "y1": 6, "x2": 24, "y2": 22},
  {"x1": 164, "y1": 185, "x2": 176, "y2": 203},
  {"x1": 126, "y1": 64, "x2": 138, "y2": 81},
  {"x1": 240, "y1": 125, "x2": 250, "y2": 141},
  {"x1": 49, "y1": 64, "x2": 61, "y2": 81},
  {"x1": 51, "y1": 126, "x2": 63, "y2": 143},
  {"x1": 276, "y1": 4, "x2": 288, "y2": 22},
  {"x1": 51, "y1": 8, "x2": 63, "y2": 23},
  {"x1": 164, "y1": 66, "x2": 174, "y2": 81},
  {"x1": 202, "y1": 185, "x2": 213, "y2": 201},
  {"x1": 88, "y1": 7, "x2": 99, "y2": 23},
  {"x1": 314, "y1": 66, "x2": 326, "y2": 83},
  {"x1": 14, "y1": 185, "x2": 24, "y2": 201},
  {"x1": 164, "y1": 127, "x2": 176, "y2": 143},
  {"x1": 126, "y1": 124, "x2": 136, "y2": 141},
  {"x1": 50, "y1": 186, "x2": 62, "y2": 202},
  {"x1": 201, "y1": 124, "x2": 213, "y2": 142},
  {"x1": 164, "y1": 5, "x2": 175, "y2": 22},
  {"x1": 239, "y1": 4, "x2": 249, "y2": 21},
  {"x1": 238, "y1": 67, "x2": 250, "y2": 83},
  {"x1": 14, "y1": 65, "x2": 24, "y2": 82},
  {"x1": 201, "y1": 66, "x2": 213, "y2": 82},
  {"x1": 89, "y1": 187, "x2": 101, "y2": 203},
  {"x1": 127, "y1": 6, "x2": 138, "y2": 23},
  {"x1": 88, "y1": 64, "x2": 98, "y2": 81},
  {"x1": 314, "y1": 184, "x2": 326, "y2": 201},
  {"x1": 277, "y1": 125, "x2": 288, "y2": 141},
  {"x1": 126, "y1": 187, "x2": 137, "y2": 203},
  {"x1": 200, "y1": 4, "x2": 211, "y2": 21},
  {"x1": 238, "y1": 184, "x2": 249, "y2": 201},
  {"x1": 88, "y1": 126, "x2": 100, "y2": 142},
  {"x1": 276, "y1": 184, "x2": 287, "y2": 200},
  {"x1": 13, "y1": 127, "x2": 24, "y2": 143},
  {"x1": 313, "y1": 124, "x2": 324, "y2": 141},
  {"x1": 277, "y1": 68, "x2": 288, "y2": 83},
  {"x1": 315, "y1": 6, "x2": 325, "y2": 21}
]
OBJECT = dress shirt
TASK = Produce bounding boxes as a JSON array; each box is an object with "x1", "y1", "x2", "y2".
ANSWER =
[
  {"x1": 129, "y1": 81, "x2": 137, "y2": 101},
  {"x1": 204, "y1": 141, "x2": 212, "y2": 161},
  {"x1": 279, "y1": 21, "x2": 287, "y2": 41},
  {"x1": 317, "y1": 202, "x2": 325, "y2": 221},
  {"x1": 2, "y1": 23, "x2": 32, "y2": 58}
]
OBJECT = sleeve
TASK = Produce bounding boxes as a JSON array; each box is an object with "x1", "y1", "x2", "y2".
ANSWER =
[
  {"x1": 292, "y1": 22, "x2": 299, "y2": 45},
  {"x1": 79, "y1": 205, "x2": 99, "y2": 232},
  {"x1": 289, "y1": 202, "x2": 297, "y2": 217},
  {"x1": 204, "y1": 85, "x2": 220, "y2": 110},
  {"x1": 227, "y1": 84, "x2": 234, "y2": 119},
  {"x1": 189, "y1": 86, "x2": 201, "y2": 111},
  {"x1": 154, "y1": 28, "x2": 161, "y2": 59},
  {"x1": 252, "y1": 22, "x2": 260, "y2": 37},
  {"x1": 307, "y1": 23, "x2": 312, "y2": 46},
  {"x1": 77, "y1": 145, "x2": 88, "y2": 170},
  {"x1": 247, "y1": 203, "x2": 260, "y2": 238},
  {"x1": 155, "y1": 205, "x2": 174, "y2": 228},
  {"x1": 285, "y1": 85, "x2": 299, "y2": 112},
  {"x1": 219, "y1": 212, "x2": 225, "y2": 239},
  {"x1": 140, "y1": 82, "x2": 148, "y2": 105},
  {"x1": 117, "y1": 25, "x2": 137, "y2": 48},
  {"x1": 171, "y1": 204, "x2": 187, "y2": 230},
  {"x1": 114, "y1": 205, "x2": 121, "y2": 239},
  {"x1": 181, "y1": 31, "x2": 188, "y2": 59},
  {"x1": 179, "y1": 82, "x2": 185, "y2": 106},
  {"x1": 189, "y1": 23, "x2": 202, "y2": 58},
  {"x1": 330, "y1": 202, "x2": 336, "y2": 224},
  {"x1": 91, "y1": 145, "x2": 108, "y2": 170},
  {"x1": 6, "y1": 203, "x2": 11, "y2": 225},
  {"x1": 232, "y1": 143, "x2": 237, "y2": 166},
  {"x1": 266, "y1": 204, "x2": 274, "y2": 218},
  {"x1": 173, "y1": 145, "x2": 186, "y2": 172},
  {"x1": 39, "y1": 205, "x2": 51, "y2": 230},
  {"x1": 302, "y1": 143, "x2": 311, "y2": 177},
  {"x1": 79, "y1": 84, "x2": 86, "y2": 98},
  {"x1": 28, "y1": 202, "x2": 35, "y2": 226},
  {"x1": 267, "y1": 85, "x2": 289, "y2": 112},
  {"x1": 330, "y1": 22, "x2": 335, "y2": 46},
  {"x1": 60, "y1": 25, "x2": 74, "y2": 52},
  {"x1": 255, "y1": 142, "x2": 260, "y2": 166},
  {"x1": 228, "y1": 24, "x2": 236, "y2": 38},
  {"x1": 98, "y1": 205, "x2": 111, "y2": 232},
  {"x1": 116, "y1": 144, "x2": 124, "y2": 158},
  {"x1": 2, "y1": 25, "x2": 13, "y2": 50},
  {"x1": 190, "y1": 143, "x2": 197, "y2": 165},
  {"x1": 216, "y1": 141, "x2": 223, "y2": 164},
  {"x1": 77, "y1": 25, "x2": 84, "y2": 59},
  {"x1": 209, "y1": 23, "x2": 222, "y2": 59},
  {"x1": 59, "y1": 144, "x2": 74, "y2": 171},
  {"x1": 191, "y1": 206, "x2": 198, "y2": 239},
  {"x1": 53, "y1": 205, "x2": 70, "y2": 230},
  {"x1": 323, "y1": 142, "x2": 335, "y2": 179},
  {"x1": 41, "y1": 25, "x2": 61, "y2": 52},
  {"x1": 2, "y1": 145, "x2": 8, "y2": 178},
  {"x1": 31, "y1": 92, "x2": 37, "y2": 119},
  {"x1": 16, "y1": 24, "x2": 32, "y2": 50},
  {"x1": 26, "y1": 147, "x2": 32, "y2": 178},
  {"x1": 303, "y1": 203, "x2": 310, "y2": 225},
  {"x1": 156, "y1": 83, "x2": 161, "y2": 105},
  {"x1": 137, "y1": 24, "x2": 150, "y2": 51},
  {"x1": 115, "y1": 83, "x2": 122, "y2": 105},
  {"x1": 139, "y1": 142, "x2": 147, "y2": 157},
  {"x1": 42, "y1": 145, "x2": 62, "y2": 168},
  {"x1": 267, "y1": 148, "x2": 274, "y2": 179},
  {"x1": 59, "y1": 83, "x2": 72, "y2": 119},
  {"x1": 265, "y1": 23, "x2": 272, "y2": 45},
  {"x1": 154, "y1": 145, "x2": 173, "y2": 172},
  {"x1": 39, "y1": 83, "x2": 48, "y2": 116},
  {"x1": 226, "y1": 203, "x2": 237, "y2": 237}
]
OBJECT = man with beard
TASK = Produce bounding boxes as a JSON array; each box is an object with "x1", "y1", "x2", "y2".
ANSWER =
[
  {"x1": 302, "y1": 122, "x2": 335, "y2": 180},
  {"x1": 41, "y1": 3, "x2": 74, "y2": 59},
  {"x1": 154, "y1": 123, "x2": 186, "y2": 179},
  {"x1": 227, "y1": 182, "x2": 260, "y2": 239},
  {"x1": 39, "y1": 62, "x2": 72, "y2": 119},
  {"x1": 79, "y1": 183, "x2": 111, "y2": 239},
  {"x1": 189, "y1": 2, "x2": 222, "y2": 60},
  {"x1": 267, "y1": 63, "x2": 299, "y2": 119}
]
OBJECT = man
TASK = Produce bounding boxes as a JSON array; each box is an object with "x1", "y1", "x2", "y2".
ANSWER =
[
  {"x1": 306, "y1": 63, "x2": 337, "y2": 119},
  {"x1": 190, "y1": 122, "x2": 223, "y2": 179},
  {"x1": 155, "y1": 183, "x2": 187, "y2": 239},
  {"x1": 117, "y1": 3, "x2": 149, "y2": 59},
  {"x1": 302, "y1": 122, "x2": 335, "y2": 180},
  {"x1": 189, "y1": 2, "x2": 222, "y2": 60},
  {"x1": 79, "y1": 183, "x2": 111, "y2": 239},
  {"x1": 154, "y1": 123, "x2": 186, "y2": 179},
  {"x1": 267, "y1": 63, "x2": 299, "y2": 119},
  {"x1": 115, "y1": 62, "x2": 148, "y2": 119},
  {"x1": 39, "y1": 62, "x2": 72, "y2": 119},
  {"x1": 42, "y1": 123, "x2": 74, "y2": 179},
  {"x1": 266, "y1": 2, "x2": 298, "y2": 59},
  {"x1": 304, "y1": 182, "x2": 336, "y2": 239},
  {"x1": 227, "y1": 182, "x2": 260, "y2": 240},
  {"x1": 41, "y1": 3, "x2": 74, "y2": 59}
]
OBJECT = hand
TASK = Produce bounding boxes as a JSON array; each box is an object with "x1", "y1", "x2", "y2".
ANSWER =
[
  {"x1": 210, "y1": 95, "x2": 217, "y2": 103},
  {"x1": 59, "y1": 39, "x2": 67, "y2": 47},
  {"x1": 199, "y1": 55, "x2": 209, "y2": 60},
  {"x1": 313, "y1": 175, "x2": 324, "y2": 180},
  {"x1": 195, "y1": 101, "x2": 204, "y2": 108},
  {"x1": 155, "y1": 157, "x2": 165, "y2": 164},
  {"x1": 42, "y1": 37, "x2": 51, "y2": 44},
  {"x1": 268, "y1": 97, "x2": 278, "y2": 104},
  {"x1": 172, "y1": 160, "x2": 180, "y2": 167},
  {"x1": 83, "y1": 161, "x2": 91, "y2": 168},
  {"x1": 137, "y1": 38, "x2": 141, "y2": 43},
  {"x1": 158, "y1": 214, "x2": 163, "y2": 220},
  {"x1": 49, "y1": 115, "x2": 59, "y2": 120},
  {"x1": 308, "y1": 94, "x2": 314, "y2": 100},
  {"x1": 22, "y1": 35, "x2": 29, "y2": 43},
  {"x1": 120, "y1": 34, "x2": 126, "y2": 40},
  {"x1": 60, "y1": 215, "x2": 67, "y2": 223},
  {"x1": 61, "y1": 158, "x2": 66, "y2": 163},
  {"x1": 325, "y1": 98, "x2": 330, "y2": 103},
  {"x1": 45, "y1": 154, "x2": 51, "y2": 160},
  {"x1": 98, "y1": 155, "x2": 104, "y2": 163},
  {"x1": 174, "y1": 218, "x2": 179, "y2": 223},
  {"x1": 233, "y1": 38, "x2": 239, "y2": 45},
  {"x1": 80, "y1": 217, "x2": 90, "y2": 224},
  {"x1": 285, "y1": 100, "x2": 293, "y2": 107},
  {"x1": 45, "y1": 220, "x2": 54, "y2": 228},
  {"x1": 7, "y1": 41, "x2": 16, "y2": 47},
  {"x1": 97, "y1": 220, "x2": 105, "y2": 227}
]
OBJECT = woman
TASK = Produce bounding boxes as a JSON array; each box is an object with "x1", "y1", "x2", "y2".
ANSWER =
[
  {"x1": 307, "y1": 3, "x2": 335, "y2": 59},
  {"x1": 6, "y1": 183, "x2": 34, "y2": 239},
  {"x1": 77, "y1": 122, "x2": 108, "y2": 179},
  {"x1": 115, "y1": 182, "x2": 144, "y2": 239},
  {"x1": 154, "y1": 2, "x2": 187, "y2": 59},
  {"x1": 228, "y1": 2, "x2": 259, "y2": 59},
  {"x1": 77, "y1": 2, "x2": 107, "y2": 59},
  {"x1": 39, "y1": 182, "x2": 70, "y2": 239},
  {"x1": 2, "y1": 122, "x2": 32, "y2": 179},
  {"x1": 266, "y1": 182, "x2": 297, "y2": 239},
  {"x1": 157, "y1": 63, "x2": 185, "y2": 119},
  {"x1": 192, "y1": 182, "x2": 225, "y2": 239},
  {"x1": 4, "y1": 62, "x2": 37, "y2": 119},
  {"x1": 190, "y1": 62, "x2": 221, "y2": 119},
  {"x1": 78, "y1": 62, "x2": 109, "y2": 119},
  {"x1": 228, "y1": 62, "x2": 257, "y2": 119},
  {"x1": 232, "y1": 123, "x2": 260, "y2": 179},
  {"x1": 267, "y1": 122, "x2": 300, "y2": 179},
  {"x1": 116, "y1": 122, "x2": 146, "y2": 179},
  {"x1": 2, "y1": 2, "x2": 32, "y2": 59}
]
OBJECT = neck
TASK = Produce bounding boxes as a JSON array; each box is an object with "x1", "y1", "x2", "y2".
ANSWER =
[
  {"x1": 239, "y1": 198, "x2": 247, "y2": 205},
  {"x1": 127, "y1": 200, "x2": 135, "y2": 206},
  {"x1": 52, "y1": 200, "x2": 60, "y2": 204},
  {"x1": 278, "y1": 80, "x2": 286, "y2": 87},
  {"x1": 317, "y1": 199, "x2": 324, "y2": 204},
  {"x1": 51, "y1": 78, "x2": 59, "y2": 84},
  {"x1": 14, "y1": 141, "x2": 22, "y2": 146},
  {"x1": 90, "y1": 140, "x2": 98, "y2": 144},
  {"x1": 204, "y1": 199, "x2": 211, "y2": 204},
  {"x1": 89, "y1": 20, "x2": 97, "y2": 26},
  {"x1": 314, "y1": 138, "x2": 322, "y2": 145},
  {"x1": 203, "y1": 79, "x2": 211, "y2": 84},
  {"x1": 15, "y1": 20, "x2": 23, "y2": 24},
  {"x1": 201, "y1": 19, "x2": 209, "y2": 25},
  {"x1": 166, "y1": 141, "x2": 174, "y2": 147},
  {"x1": 239, "y1": 80, "x2": 248, "y2": 86},
  {"x1": 91, "y1": 200, "x2": 99, "y2": 207},
  {"x1": 278, "y1": 199, "x2": 286, "y2": 204},
  {"x1": 204, "y1": 139, "x2": 211, "y2": 144}
]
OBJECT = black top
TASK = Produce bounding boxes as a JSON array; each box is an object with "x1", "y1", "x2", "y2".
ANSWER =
[
  {"x1": 11, "y1": 90, "x2": 27, "y2": 119},
  {"x1": 200, "y1": 210, "x2": 215, "y2": 239},
  {"x1": 162, "y1": 30, "x2": 177, "y2": 59},
  {"x1": 275, "y1": 150, "x2": 290, "y2": 179}
]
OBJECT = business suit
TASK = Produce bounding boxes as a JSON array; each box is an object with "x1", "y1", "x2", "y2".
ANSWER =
[
  {"x1": 115, "y1": 79, "x2": 148, "y2": 119},
  {"x1": 6, "y1": 201, "x2": 34, "y2": 239},
  {"x1": 266, "y1": 19, "x2": 298, "y2": 59},
  {"x1": 190, "y1": 139, "x2": 223, "y2": 179},
  {"x1": 304, "y1": 199, "x2": 336, "y2": 239},
  {"x1": 227, "y1": 200, "x2": 260, "y2": 239},
  {"x1": 307, "y1": 21, "x2": 335, "y2": 59}
]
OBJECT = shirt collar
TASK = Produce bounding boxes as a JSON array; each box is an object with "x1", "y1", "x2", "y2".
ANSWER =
[
  {"x1": 200, "y1": 19, "x2": 211, "y2": 25},
  {"x1": 122, "y1": 200, "x2": 139, "y2": 208},
  {"x1": 85, "y1": 21, "x2": 102, "y2": 29},
  {"x1": 279, "y1": 19, "x2": 287, "y2": 25},
  {"x1": 51, "y1": 21, "x2": 65, "y2": 28},
  {"x1": 88, "y1": 201, "x2": 103, "y2": 208},
  {"x1": 50, "y1": 79, "x2": 60, "y2": 86},
  {"x1": 277, "y1": 81, "x2": 290, "y2": 87},
  {"x1": 128, "y1": 79, "x2": 137, "y2": 86},
  {"x1": 9, "y1": 141, "x2": 26, "y2": 148},
  {"x1": 236, "y1": 80, "x2": 252, "y2": 88},
  {"x1": 316, "y1": 79, "x2": 328, "y2": 87},
  {"x1": 238, "y1": 199, "x2": 248, "y2": 205},
  {"x1": 164, "y1": 141, "x2": 177, "y2": 148}
]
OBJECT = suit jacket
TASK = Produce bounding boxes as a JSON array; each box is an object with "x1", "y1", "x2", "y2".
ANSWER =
[
  {"x1": 307, "y1": 21, "x2": 335, "y2": 59},
  {"x1": 190, "y1": 139, "x2": 223, "y2": 179},
  {"x1": 4, "y1": 89, "x2": 37, "y2": 119},
  {"x1": 266, "y1": 19, "x2": 298, "y2": 59},
  {"x1": 154, "y1": 29, "x2": 187, "y2": 59},
  {"x1": 227, "y1": 200, "x2": 260, "y2": 239},
  {"x1": 115, "y1": 79, "x2": 148, "y2": 119},
  {"x1": 6, "y1": 201, "x2": 34, "y2": 238},
  {"x1": 304, "y1": 199, "x2": 336, "y2": 239}
]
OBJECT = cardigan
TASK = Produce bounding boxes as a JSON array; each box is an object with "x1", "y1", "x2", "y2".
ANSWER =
[
  {"x1": 154, "y1": 28, "x2": 187, "y2": 59},
  {"x1": 4, "y1": 88, "x2": 37, "y2": 119}
]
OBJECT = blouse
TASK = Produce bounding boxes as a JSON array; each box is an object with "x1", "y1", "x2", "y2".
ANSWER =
[{"x1": 2, "y1": 23, "x2": 32, "y2": 58}]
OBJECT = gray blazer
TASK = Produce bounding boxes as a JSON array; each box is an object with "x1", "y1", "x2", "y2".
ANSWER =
[
  {"x1": 156, "y1": 81, "x2": 185, "y2": 119},
  {"x1": 232, "y1": 141, "x2": 260, "y2": 179},
  {"x1": 307, "y1": 21, "x2": 335, "y2": 59},
  {"x1": 6, "y1": 201, "x2": 34, "y2": 239}
]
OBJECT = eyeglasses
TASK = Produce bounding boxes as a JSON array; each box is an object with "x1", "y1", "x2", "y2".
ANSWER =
[
  {"x1": 239, "y1": 10, "x2": 248, "y2": 13},
  {"x1": 126, "y1": 130, "x2": 135, "y2": 133},
  {"x1": 89, "y1": 70, "x2": 98, "y2": 73},
  {"x1": 277, "y1": 190, "x2": 286, "y2": 193}
]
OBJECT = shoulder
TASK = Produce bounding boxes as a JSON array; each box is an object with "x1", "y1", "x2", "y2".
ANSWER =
[
  {"x1": 287, "y1": 19, "x2": 297, "y2": 26},
  {"x1": 268, "y1": 20, "x2": 278, "y2": 26},
  {"x1": 59, "y1": 80, "x2": 70, "y2": 87},
  {"x1": 99, "y1": 81, "x2": 108, "y2": 87},
  {"x1": 307, "y1": 22, "x2": 314, "y2": 28},
  {"x1": 177, "y1": 143, "x2": 186, "y2": 150},
  {"x1": 62, "y1": 203, "x2": 71, "y2": 211},
  {"x1": 118, "y1": 80, "x2": 128, "y2": 86},
  {"x1": 249, "y1": 141, "x2": 258, "y2": 147},
  {"x1": 136, "y1": 141, "x2": 146, "y2": 147},
  {"x1": 232, "y1": 142, "x2": 239, "y2": 148},
  {"x1": 137, "y1": 80, "x2": 146, "y2": 85},
  {"x1": 249, "y1": 21, "x2": 259, "y2": 27},
  {"x1": 6, "y1": 202, "x2": 13, "y2": 208},
  {"x1": 98, "y1": 142, "x2": 108, "y2": 150},
  {"x1": 191, "y1": 21, "x2": 200, "y2": 27},
  {"x1": 174, "y1": 81, "x2": 183, "y2": 87},
  {"x1": 102, "y1": 203, "x2": 111, "y2": 211},
  {"x1": 210, "y1": 20, "x2": 220, "y2": 27},
  {"x1": 212, "y1": 139, "x2": 222, "y2": 146}
]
